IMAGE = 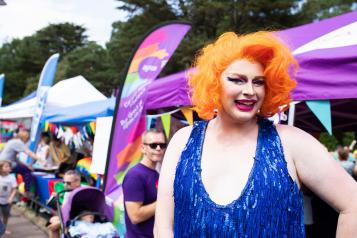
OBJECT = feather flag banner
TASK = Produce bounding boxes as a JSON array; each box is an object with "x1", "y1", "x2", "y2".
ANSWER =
[
  {"x1": 104, "y1": 22, "x2": 190, "y2": 195},
  {"x1": 0, "y1": 74, "x2": 5, "y2": 106},
  {"x1": 29, "y1": 54, "x2": 59, "y2": 153},
  {"x1": 103, "y1": 22, "x2": 190, "y2": 237}
]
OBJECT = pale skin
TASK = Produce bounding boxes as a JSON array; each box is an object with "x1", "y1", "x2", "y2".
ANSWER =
[
  {"x1": 125, "y1": 132, "x2": 166, "y2": 225},
  {"x1": 155, "y1": 59, "x2": 357, "y2": 237}
]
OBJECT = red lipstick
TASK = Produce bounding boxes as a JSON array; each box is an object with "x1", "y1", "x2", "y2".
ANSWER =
[{"x1": 235, "y1": 99, "x2": 257, "y2": 112}]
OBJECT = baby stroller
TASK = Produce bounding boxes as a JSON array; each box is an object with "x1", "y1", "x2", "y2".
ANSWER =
[{"x1": 57, "y1": 186, "x2": 118, "y2": 238}]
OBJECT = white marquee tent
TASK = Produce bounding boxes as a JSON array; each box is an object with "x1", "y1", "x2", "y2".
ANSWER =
[{"x1": 0, "y1": 75, "x2": 107, "y2": 119}]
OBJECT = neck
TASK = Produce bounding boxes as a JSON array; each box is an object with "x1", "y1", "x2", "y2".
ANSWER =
[
  {"x1": 140, "y1": 157, "x2": 156, "y2": 170},
  {"x1": 212, "y1": 113, "x2": 258, "y2": 136}
]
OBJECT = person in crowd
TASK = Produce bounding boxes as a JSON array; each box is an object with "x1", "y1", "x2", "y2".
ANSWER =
[
  {"x1": 122, "y1": 128, "x2": 166, "y2": 238},
  {"x1": 334, "y1": 144, "x2": 355, "y2": 162},
  {"x1": 337, "y1": 146, "x2": 354, "y2": 175},
  {"x1": 154, "y1": 31, "x2": 357, "y2": 237},
  {"x1": 0, "y1": 129, "x2": 38, "y2": 195},
  {"x1": 49, "y1": 136, "x2": 71, "y2": 166},
  {"x1": 33, "y1": 132, "x2": 53, "y2": 169},
  {"x1": 47, "y1": 170, "x2": 81, "y2": 238},
  {"x1": 75, "y1": 136, "x2": 94, "y2": 160},
  {"x1": 0, "y1": 160, "x2": 17, "y2": 235},
  {"x1": 49, "y1": 136, "x2": 76, "y2": 178}
]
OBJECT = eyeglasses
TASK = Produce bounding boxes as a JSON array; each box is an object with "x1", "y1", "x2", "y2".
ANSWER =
[{"x1": 144, "y1": 143, "x2": 167, "y2": 150}]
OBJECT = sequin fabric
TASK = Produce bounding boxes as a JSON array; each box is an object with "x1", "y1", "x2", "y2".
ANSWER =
[{"x1": 173, "y1": 119, "x2": 305, "y2": 238}]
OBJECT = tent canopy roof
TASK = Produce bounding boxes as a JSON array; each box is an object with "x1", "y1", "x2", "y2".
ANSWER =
[{"x1": 0, "y1": 75, "x2": 107, "y2": 119}]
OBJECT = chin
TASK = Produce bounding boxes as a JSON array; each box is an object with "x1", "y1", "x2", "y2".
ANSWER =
[
  {"x1": 220, "y1": 105, "x2": 259, "y2": 122},
  {"x1": 230, "y1": 111, "x2": 258, "y2": 123},
  {"x1": 154, "y1": 158, "x2": 163, "y2": 163},
  {"x1": 150, "y1": 157, "x2": 162, "y2": 163}
]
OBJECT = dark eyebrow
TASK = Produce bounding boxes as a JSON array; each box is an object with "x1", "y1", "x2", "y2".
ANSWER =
[
  {"x1": 253, "y1": 76, "x2": 266, "y2": 81},
  {"x1": 228, "y1": 74, "x2": 266, "y2": 81}
]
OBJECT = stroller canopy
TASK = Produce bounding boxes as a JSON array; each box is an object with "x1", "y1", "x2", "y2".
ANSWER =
[{"x1": 61, "y1": 187, "x2": 113, "y2": 226}]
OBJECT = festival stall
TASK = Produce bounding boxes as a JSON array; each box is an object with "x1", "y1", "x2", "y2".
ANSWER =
[
  {"x1": 276, "y1": 10, "x2": 357, "y2": 133},
  {"x1": 0, "y1": 75, "x2": 107, "y2": 119},
  {"x1": 0, "y1": 76, "x2": 109, "y2": 206}
]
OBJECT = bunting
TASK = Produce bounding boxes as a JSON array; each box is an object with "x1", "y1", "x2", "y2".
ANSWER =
[
  {"x1": 161, "y1": 113, "x2": 171, "y2": 138},
  {"x1": 181, "y1": 107, "x2": 193, "y2": 125},
  {"x1": 306, "y1": 100, "x2": 332, "y2": 135}
]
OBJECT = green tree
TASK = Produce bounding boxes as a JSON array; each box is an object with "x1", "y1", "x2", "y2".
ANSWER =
[
  {"x1": 0, "y1": 39, "x2": 37, "y2": 103},
  {"x1": 0, "y1": 23, "x2": 89, "y2": 102},
  {"x1": 109, "y1": 0, "x2": 305, "y2": 79},
  {"x1": 297, "y1": 0, "x2": 357, "y2": 25},
  {"x1": 56, "y1": 42, "x2": 117, "y2": 96}
]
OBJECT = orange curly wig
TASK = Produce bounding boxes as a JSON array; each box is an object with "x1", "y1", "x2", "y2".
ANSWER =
[{"x1": 188, "y1": 31, "x2": 298, "y2": 120}]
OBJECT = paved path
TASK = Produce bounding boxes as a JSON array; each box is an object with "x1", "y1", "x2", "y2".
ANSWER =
[{"x1": 3, "y1": 205, "x2": 48, "y2": 238}]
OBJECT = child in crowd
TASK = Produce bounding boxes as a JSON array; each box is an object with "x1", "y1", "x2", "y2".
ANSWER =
[
  {"x1": 0, "y1": 160, "x2": 17, "y2": 235},
  {"x1": 68, "y1": 211, "x2": 119, "y2": 238},
  {"x1": 33, "y1": 133, "x2": 53, "y2": 169}
]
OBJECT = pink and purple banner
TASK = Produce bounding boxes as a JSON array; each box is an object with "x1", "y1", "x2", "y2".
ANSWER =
[{"x1": 104, "y1": 22, "x2": 191, "y2": 201}]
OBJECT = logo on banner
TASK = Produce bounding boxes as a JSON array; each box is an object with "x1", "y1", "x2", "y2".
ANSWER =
[
  {"x1": 138, "y1": 57, "x2": 162, "y2": 79},
  {"x1": 30, "y1": 86, "x2": 50, "y2": 141}
]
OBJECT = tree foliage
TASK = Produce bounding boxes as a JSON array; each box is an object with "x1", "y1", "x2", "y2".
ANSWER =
[
  {"x1": 0, "y1": 23, "x2": 87, "y2": 103},
  {"x1": 57, "y1": 42, "x2": 117, "y2": 96}
]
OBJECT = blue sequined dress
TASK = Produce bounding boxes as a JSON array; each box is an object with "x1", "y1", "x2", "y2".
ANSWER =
[{"x1": 173, "y1": 119, "x2": 305, "y2": 238}]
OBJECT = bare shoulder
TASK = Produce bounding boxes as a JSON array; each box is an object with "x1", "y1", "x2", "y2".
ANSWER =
[
  {"x1": 171, "y1": 125, "x2": 193, "y2": 143},
  {"x1": 168, "y1": 125, "x2": 193, "y2": 152},
  {"x1": 276, "y1": 123, "x2": 308, "y2": 137},
  {"x1": 275, "y1": 124, "x2": 322, "y2": 147},
  {"x1": 161, "y1": 125, "x2": 193, "y2": 171},
  {"x1": 275, "y1": 124, "x2": 329, "y2": 162}
]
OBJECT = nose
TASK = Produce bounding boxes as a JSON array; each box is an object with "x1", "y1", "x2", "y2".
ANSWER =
[{"x1": 243, "y1": 82, "x2": 255, "y2": 96}]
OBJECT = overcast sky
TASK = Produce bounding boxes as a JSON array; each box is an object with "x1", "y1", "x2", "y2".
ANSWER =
[{"x1": 0, "y1": 0, "x2": 127, "y2": 47}]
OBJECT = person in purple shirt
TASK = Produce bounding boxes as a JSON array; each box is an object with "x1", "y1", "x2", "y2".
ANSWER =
[{"x1": 123, "y1": 128, "x2": 167, "y2": 238}]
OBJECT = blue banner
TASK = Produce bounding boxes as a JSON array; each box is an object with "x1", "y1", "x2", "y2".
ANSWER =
[
  {"x1": 0, "y1": 74, "x2": 4, "y2": 106},
  {"x1": 29, "y1": 54, "x2": 59, "y2": 153}
]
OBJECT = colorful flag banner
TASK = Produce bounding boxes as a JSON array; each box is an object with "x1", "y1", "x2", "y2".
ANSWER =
[
  {"x1": 146, "y1": 116, "x2": 154, "y2": 131},
  {"x1": 103, "y1": 22, "x2": 190, "y2": 224},
  {"x1": 181, "y1": 107, "x2": 193, "y2": 125},
  {"x1": 0, "y1": 74, "x2": 4, "y2": 106},
  {"x1": 161, "y1": 113, "x2": 171, "y2": 139},
  {"x1": 29, "y1": 53, "x2": 59, "y2": 154},
  {"x1": 306, "y1": 100, "x2": 332, "y2": 135}
]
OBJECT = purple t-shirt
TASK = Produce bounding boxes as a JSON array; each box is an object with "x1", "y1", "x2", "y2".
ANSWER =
[{"x1": 123, "y1": 163, "x2": 159, "y2": 238}]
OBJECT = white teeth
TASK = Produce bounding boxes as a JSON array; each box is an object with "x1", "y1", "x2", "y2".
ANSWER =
[{"x1": 237, "y1": 101, "x2": 254, "y2": 106}]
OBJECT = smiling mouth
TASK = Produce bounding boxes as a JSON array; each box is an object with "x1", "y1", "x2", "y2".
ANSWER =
[{"x1": 234, "y1": 100, "x2": 257, "y2": 111}]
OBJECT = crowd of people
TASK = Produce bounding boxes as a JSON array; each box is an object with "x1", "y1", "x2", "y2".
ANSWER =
[{"x1": 0, "y1": 128, "x2": 95, "y2": 237}]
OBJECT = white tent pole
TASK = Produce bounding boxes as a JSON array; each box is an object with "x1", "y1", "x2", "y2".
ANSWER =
[{"x1": 288, "y1": 103, "x2": 296, "y2": 126}]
